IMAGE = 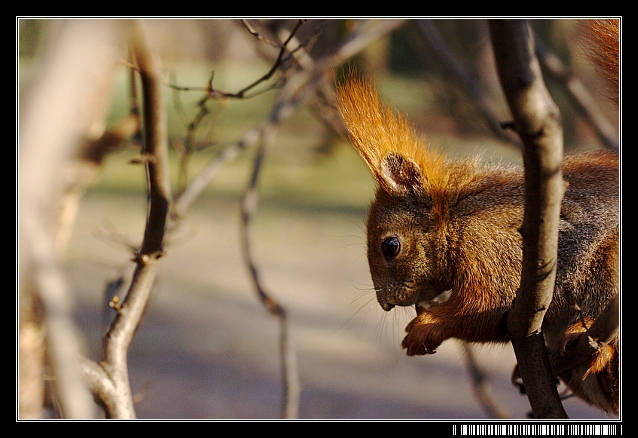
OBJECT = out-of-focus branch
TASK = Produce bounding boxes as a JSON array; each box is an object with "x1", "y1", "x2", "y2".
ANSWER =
[
  {"x1": 534, "y1": 35, "x2": 618, "y2": 151},
  {"x1": 172, "y1": 19, "x2": 404, "y2": 219},
  {"x1": 489, "y1": 19, "x2": 568, "y2": 419},
  {"x1": 169, "y1": 19, "x2": 404, "y2": 419},
  {"x1": 168, "y1": 20, "x2": 310, "y2": 198},
  {"x1": 239, "y1": 123, "x2": 301, "y2": 418},
  {"x1": 19, "y1": 19, "x2": 129, "y2": 419},
  {"x1": 417, "y1": 20, "x2": 522, "y2": 147},
  {"x1": 417, "y1": 20, "x2": 619, "y2": 152},
  {"x1": 461, "y1": 343, "x2": 510, "y2": 419},
  {"x1": 80, "y1": 21, "x2": 171, "y2": 419},
  {"x1": 55, "y1": 112, "x2": 141, "y2": 254}
]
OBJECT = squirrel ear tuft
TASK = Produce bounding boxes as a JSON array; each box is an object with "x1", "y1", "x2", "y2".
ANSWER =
[{"x1": 380, "y1": 153, "x2": 424, "y2": 196}]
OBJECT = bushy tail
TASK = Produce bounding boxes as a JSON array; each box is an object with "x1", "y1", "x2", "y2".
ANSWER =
[{"x1": 579, "y1": 19, "x2": 619, "y2": 105}]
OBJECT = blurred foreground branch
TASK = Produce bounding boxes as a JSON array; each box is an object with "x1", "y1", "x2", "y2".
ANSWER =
[{"x1": 19, "y1": 19, "x2": 129, "y2": 419}]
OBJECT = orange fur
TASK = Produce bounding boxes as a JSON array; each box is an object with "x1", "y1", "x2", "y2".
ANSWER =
[
  {"x1": 558, "y1": 318, "x2": 619, "y2": 414},
  {"x1": 578, "y1": 19, "x2": 619, "y2": 104},
  {"x1": 336, "y1": 19, "x2": 619, "y2": 416},
  {"x1": 336, "y1": 76, "x2": 450, "y2": 193}
]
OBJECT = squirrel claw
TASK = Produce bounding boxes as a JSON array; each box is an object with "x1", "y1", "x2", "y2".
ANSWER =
[
  {"x1": 402, "y1": 337, "x2": 437, "y2": 355},
  {"x1": 401, "y1": 331, "x2": 440, "y2": 356}
]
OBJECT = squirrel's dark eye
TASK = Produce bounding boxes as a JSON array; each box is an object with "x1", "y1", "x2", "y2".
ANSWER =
[{"x1": 381, "y1": 236, "x2": 401, "y2": 261}]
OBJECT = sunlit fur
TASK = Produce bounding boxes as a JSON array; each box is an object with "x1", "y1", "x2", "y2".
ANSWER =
[{"x1": 336, "y1": 20, "x2": 619, "y2": 415}]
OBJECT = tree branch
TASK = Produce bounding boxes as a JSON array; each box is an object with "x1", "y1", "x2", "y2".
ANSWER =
[
  {"x1": 81, "y1": 21, "x2": 172, "y2": 419},
  {"x1": 417, "y1": 20, "x2": 522, "y2": 147},
  {"x1": 169, "y1": 19, "x2": 405, "y2": 418},
  {"x1": 19, "y1": 19, "x2": 129, "y2": 419},
  {"x1": 461, "y1": 343, "x2": 510, "y2": 419},
  {"x1": 534, "y1": 35, "x2": 618, "y2": 151},
  {"x1": 489, "y1": 19, "x2": 568, "y2": 419},
  {"x1": 172, "y1": 19, "x2": 405, "y2": 219}
]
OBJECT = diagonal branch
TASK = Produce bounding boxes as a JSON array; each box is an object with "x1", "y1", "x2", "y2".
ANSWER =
[
  {"x1": 534, "y1": 35, "x2": 619, "y2": 151},
  {"x1": 239, "y1": 123, "x2": 300, "y2": 418},
  {"x1": 172, "y1": 19, "x2": 405, "y2": 219},
  {"x1": 417, "y1": 19, "x2": 522, "y2": 147},
  {"x1": 461, "y1": 343, "x2": 510, "y2": 419}
]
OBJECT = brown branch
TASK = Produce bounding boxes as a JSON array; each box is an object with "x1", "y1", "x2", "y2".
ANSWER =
[
  {"x1": 235, "y1": 19, "x2": 307, "y2": 98},
  {"x1": 167, "y1": 20, "x2": 307, "y2": 101},
  {"x1": 489, "y1": 19, "x2": 568, "y2": 419},
  {"x1": 239, "y1": 124, "x2": 300, "y2": 419},
  {"x1": 172, "y1": 19, "x2": 405, "y2": 219},
  {"x1": 170, "y1": 19, "x2": 405, "y2": 419},
  {"x1": 81, "y1": 21, "x2": 171, "y2": 419}
]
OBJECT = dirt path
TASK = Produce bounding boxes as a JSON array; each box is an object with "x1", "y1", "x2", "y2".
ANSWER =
[{"x1": 65, "y1": 191, "x2": 610, "y2": 420}]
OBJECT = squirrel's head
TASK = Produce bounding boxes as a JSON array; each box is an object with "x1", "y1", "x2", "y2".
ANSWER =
[{"x1": 336, "y1": 75, "x2": 459, "y2": 312}]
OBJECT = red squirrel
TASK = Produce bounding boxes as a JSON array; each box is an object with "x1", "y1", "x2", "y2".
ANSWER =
[{"x1": 336, "y1": 19, "x2": 619, "y2": 415}]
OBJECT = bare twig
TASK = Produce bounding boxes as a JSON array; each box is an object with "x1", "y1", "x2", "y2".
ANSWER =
[
  {"x1": 80, "y1": 21, "x2": 171, "y2": 419},
  {"x1": 490, "y1": 19, "x2": 568, "y2": 419},
  {"x1": 235, "y1": 19, "x2": 307, "y2": 98},
  {"x1": 462, "y1": 343, "x2": 510, "y2": 419},
  {"x1": 168, "y1": 20, "x2": 311, "y2": 199},
  {"x1": 239, "y1": 19, "x2": 282, "y2": 47},
  {"x1": 239, "y1": 124, "x2": 300, "y2": 418},
  {"x1": 167, "y1": 20, "x2": 307, "y2": 101},
  {"x1": 170, "y1": 19, "x2": 405, "y2": 419},
  {"x1": 172, "y1": 19, "x2": 405, "y2": 219}
]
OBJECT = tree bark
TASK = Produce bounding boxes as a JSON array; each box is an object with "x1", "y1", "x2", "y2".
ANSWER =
[{"x1": 489, "y1": 19, "x2": 568, "y2": 419}]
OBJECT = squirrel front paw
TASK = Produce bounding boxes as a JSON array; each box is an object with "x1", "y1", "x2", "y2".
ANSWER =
[{"x1": 401, "y1": 317, "x2": 444, "y2": 355}]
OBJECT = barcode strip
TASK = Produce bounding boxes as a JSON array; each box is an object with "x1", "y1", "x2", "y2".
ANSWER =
[{"x1": 452, "y1": 423, "x2": 619, "y2": 435}]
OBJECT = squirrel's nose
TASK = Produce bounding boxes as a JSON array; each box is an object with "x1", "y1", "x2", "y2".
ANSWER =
[{"x1": 379, "y1": 301, "x2": 395, "y2": 311}]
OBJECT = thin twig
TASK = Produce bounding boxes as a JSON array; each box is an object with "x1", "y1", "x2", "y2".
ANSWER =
[
  {"x1": 235, "y1": 19, "x2": 307, "y2": 98},
  {"x1": 239, "y1": 124, "x2": 300, "y2": 418},
  {"x1": 171, "y1": 19, "x2": 405, "y2": 419},
  {"x1": 81, "y1": 21, "x2": 172, "y2": 419},
  {"x1": 240, "y1": 19, "x2": 282, "y2": 47},
  {"x1": 167, "y1": 20, "x2": 307, "y2": 101},
  {"x1": 462, "y1": 343, "x2": 510, "y2": 419},
  {"x1": 172, "y1": 19, "x2": 405, "y2": 219}
]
